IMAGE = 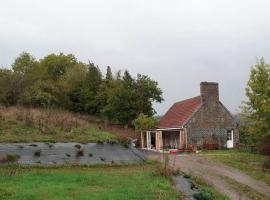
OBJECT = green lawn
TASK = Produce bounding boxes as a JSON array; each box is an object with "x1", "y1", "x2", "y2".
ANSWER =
[
  {"x1": 200, "y1": 150, "x2": 270, "y2": 185},
  {"x1": 0, "y1": 164, "x2": 180, "y2": 200}
]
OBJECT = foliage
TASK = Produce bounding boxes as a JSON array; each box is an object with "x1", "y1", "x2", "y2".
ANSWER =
[
  {"x1": 20, "y1": 80, "x2": 59, "y2": 107},
  {"x1": 0, "y1": 52, "x2": 163, "y2": 126},
  {"x1": 12, "y1": 52, "x2": 38, "y2": 74},
  {"x1": 0, "y1": 69, "x2": 26, "y2": 106},
  {"x1": 132, "y1": 113, "x2": 157, "y2": 131},
  {"x1": 39, "y1": 53, "x2": 78, "y2": 80},
  {"x1": 6, "y1": 154, "x2": 20, "y2": 163},
  {"x1": 193, "y1": 188, "x2": 214, "y2": 200},
  {"x1": 256, "y1": 135, "x2": 270, "y2": 156},
  {"x1": 241, "y1": 58, "x2": 270, "y2": 144},
  {"x1": 102, "y1": 71, "x2": 163, "y2": 125},
  {"x1": 191, "y1": 175, "x2": 229, "y2": 200}
]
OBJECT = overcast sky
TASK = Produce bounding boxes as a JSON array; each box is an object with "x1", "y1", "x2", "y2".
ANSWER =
[{"x1": 1, "y1": 0, "x2": 270, "y2": 115}]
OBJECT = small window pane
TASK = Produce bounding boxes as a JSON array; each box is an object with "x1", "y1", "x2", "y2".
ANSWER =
[{"x1": 227, "y1": 130, "x2": 232, "y2": 140}]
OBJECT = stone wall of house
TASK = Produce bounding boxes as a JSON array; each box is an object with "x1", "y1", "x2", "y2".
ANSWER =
[{"x1": 185, "y1": 82, "x2": 238, "y2": 149}]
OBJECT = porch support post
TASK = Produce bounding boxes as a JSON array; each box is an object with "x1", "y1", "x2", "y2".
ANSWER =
[
  {"x1": 156, "y1": 131, "x2": 159, "y2": 151},
  {"x1": 146, "y1": 131, "x2": 151, "y2": 149},
  {"x1": 179, "y1": 130, "x2": 182, "y2": 149},
  {"x1": 155, "y1": 131, "x2": 163, "y2": 151}
]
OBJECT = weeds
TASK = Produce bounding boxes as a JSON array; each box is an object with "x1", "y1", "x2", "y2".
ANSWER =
[
  {"x1": 76, "y1": 149, "x2": 84, "y2": 157},
  {"x1": 155, "y1": 153, "x2": 175, "y2": 178},
  {"x1": 34, "y1": 150, "x2": 41, "y2": 157},
  {"x1": 6, "y1": 154, "x2": 20, "y2": 162},
  {"x1": 46, "y1": 143, "x2": 54, "y2": 148},
  {"x1": 74, "y1": 144, "x2": 82, "y2": 149},
  {"x1": 0, "y1": 106, "x2": 125, "y2": 143},
  {"x1": 100, "y1": 157, "x2": 106, "y2": 162},
  {"x1": 193, "y1": 188, "x2": 214, "y2": 200}
]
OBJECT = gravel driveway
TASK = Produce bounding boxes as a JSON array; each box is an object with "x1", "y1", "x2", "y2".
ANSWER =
[{"x1": 144, "y1": 151, "x2": 270, "y2": 200}]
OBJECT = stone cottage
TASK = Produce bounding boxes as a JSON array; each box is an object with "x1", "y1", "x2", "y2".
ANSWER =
[{"x1": 141, "y1": 82, "x2": 238, "y2": 151}]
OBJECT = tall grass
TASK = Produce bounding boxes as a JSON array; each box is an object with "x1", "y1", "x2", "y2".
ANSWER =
[{"x1": 0, "y1": 106, "x2": 135, "y2": 142}]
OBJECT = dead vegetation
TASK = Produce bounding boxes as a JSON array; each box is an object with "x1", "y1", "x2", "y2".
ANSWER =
[{"x1": 0, "y1": 106, "x2": 135, "y2": 142}]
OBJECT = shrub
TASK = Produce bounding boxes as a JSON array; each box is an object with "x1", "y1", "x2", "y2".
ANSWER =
[
  {"x1": 76, "y1": 149, "x2": 84, "y2": 157},
  {"x1": 256, "y1": 135, "x2": 270, "y2": 155},
  {"x1": 6, "y1": 154, "x2": 20, "y2": 162},
  {"x1": 97, "y1": 140, "x2": 104, "y2": 144},
  {"x1": 100, "y1": 156, "x2": 106, "y2": 162},
  {"x1": 183, "y1": 174, "x2": 191, "y2": 179},
  {"x1": 155, "y1": 154, "x2": 174, "y2": 178},
  {"x1": 263, "y1": 158, "x2": 270, "y2": 171},
  {"x1": 74, "y1": 144, "x2": 82, "y2": 149},
  {"x1": 193, "y1": 188, "x2": 214, "y2": 200},
  {"x1": 34, "y1": 150, "x2": 41, "y2": 157}
]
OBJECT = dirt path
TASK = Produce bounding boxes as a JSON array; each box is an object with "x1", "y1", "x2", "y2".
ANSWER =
[{"x1": 144, "y1": 152, "x2": 270, "y2": 200}]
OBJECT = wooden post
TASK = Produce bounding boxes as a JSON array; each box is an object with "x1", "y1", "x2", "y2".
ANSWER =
[
  {"x1": 179, "y1": 129, "x2": 185, "y2": 149},
  {"x1": 179, "y1": 130, "x2": 182, "y2": 149},
  {"x1": 155, "y1": 131, "x2": 159, "y2": 151},
  {"x1": 155, "y1": 131, "x2": 163, "y2": 151},
  {"x1": 159, "y1": 131, "x2": 163, "y2": 151},
  {"x1": 146, "y1": 131, "x2": 151, "y2": 149}
]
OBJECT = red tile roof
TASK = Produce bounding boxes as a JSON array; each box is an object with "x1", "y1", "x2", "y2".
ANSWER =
[{"x1": 158, "y1": 96, "x2": 202, "y2": 128}]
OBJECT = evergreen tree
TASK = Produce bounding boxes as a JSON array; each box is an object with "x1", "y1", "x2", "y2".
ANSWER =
[{"x1": 105, "y1": 66, "x2": 113, "y2": 83}]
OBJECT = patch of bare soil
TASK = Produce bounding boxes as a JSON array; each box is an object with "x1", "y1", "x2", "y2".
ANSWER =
[{"x1": 144, "y1": 152, "x2": 270, "y2": 200}]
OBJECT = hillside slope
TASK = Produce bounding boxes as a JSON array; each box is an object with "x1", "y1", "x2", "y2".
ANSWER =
[{"x1": 0, "y1": 106, "x2": 135, "y2": 143}]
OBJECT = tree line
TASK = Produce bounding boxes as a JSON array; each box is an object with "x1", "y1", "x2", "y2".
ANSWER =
[{"x1": 0, "y1": 52, "x2": 163, "y2": 125}]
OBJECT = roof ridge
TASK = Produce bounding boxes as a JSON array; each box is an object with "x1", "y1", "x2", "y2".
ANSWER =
[{"x1": 174, "y1": 96, "x2": 201, "y2": 104}]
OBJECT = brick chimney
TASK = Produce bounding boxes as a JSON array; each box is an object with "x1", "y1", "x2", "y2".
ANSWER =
[{"x1": 200, "y1": 82, "x2": 219, "y2": 104}]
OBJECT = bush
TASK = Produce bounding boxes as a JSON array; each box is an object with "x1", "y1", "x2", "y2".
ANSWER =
[
  {"x1": 88, "y1": 153, "x2": 93, "y2": 157},
  {"x1": 76, "y1": 149, "x2": 84, "y2": 157},
  {"x1": 263, "y1": 158, "x2": 270, "y2": 171},
  {"x1": 193, "y1": 188, "x2": 214, "y2": 200},
  {"x1": 74, "y1": 144, "x2": 82, "y2": 149},
  {"x1": 256, "y1": 135, "x2": 270, "y2": 155},
  {"x1": 6, "y1": 154, "x2": 20, "y2": 162},
  {"x1": 34, "y1": 150, "x2": 41, "y2": 157},
  {"x1": 155, "y1": 154, "x2": 174, "y2": 178}
]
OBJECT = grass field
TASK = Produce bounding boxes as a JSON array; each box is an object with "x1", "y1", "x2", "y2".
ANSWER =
[
  {"x1": 0, "y1": 106, "x2": 119, "y2": 143},
  {"x1": 200, "y1": 150, "x2": 270, "y2": 186},
  {"x1": 0, "y1": 164, "x2": 180, "y2": 200},
  {"x1": 0, "y1": 124, "x2": 116, "y2": 143}
]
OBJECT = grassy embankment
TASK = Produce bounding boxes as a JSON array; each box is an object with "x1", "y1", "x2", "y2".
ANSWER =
[
  {"x1": 200, "y1": 150, "x2": 270, "y2": 186},
  {"x1": 0, "y1": 163, "x2": 180, "y2": 200},
  {"x1": 0, "y1": 106, "x2": 134, "y2": 143}
]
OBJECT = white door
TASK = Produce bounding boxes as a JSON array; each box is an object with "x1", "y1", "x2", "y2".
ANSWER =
[{"x1": 226, "y1": 130, "x2": 234, "y2": 148}]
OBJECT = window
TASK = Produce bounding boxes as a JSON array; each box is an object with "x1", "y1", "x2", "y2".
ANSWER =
[{"x1": 227, "y1": 130, "x2": 232, "y2": 140}]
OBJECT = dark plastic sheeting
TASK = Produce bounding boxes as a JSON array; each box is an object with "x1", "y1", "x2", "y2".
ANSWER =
[{"x1": 0, "y1": 143, "x2": 145, "y2": 165}]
